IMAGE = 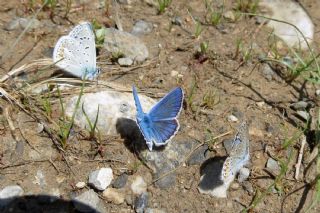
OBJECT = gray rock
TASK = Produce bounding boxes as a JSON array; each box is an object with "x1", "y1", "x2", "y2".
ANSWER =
[
  {"x1": 88, "y1": 167, "x2": 113, "y2": 191},
  {"x1": 104, "y1": 28, "x2": 149, "y2": 62},
  {"x1": 242, "y1": 181, "x2": 254, "y2": 195},
  {"x1": 139, "y1": 140, "x2": 198, "y2": 189},
  {"x1": 73, "y1": 189, "x2": 100, "y2": 212},
  {"x1": 134, "y1": 192, "x2": 148, "y2": 213},
  {"x1": 131, "y1": 20, "x2": 153, "y2": 36},
  {"x1": 65, "y1": 90, "x2": 155, "y2": 135},
  {"x1": 172, "y1": 16, "x2": 183, "y2": 26},
  {"x1": 223, "y1": 138, "x2": 234, "y2": 155},
  {"x1": 118, "y1": 0, "x2": 134, "y2": 4},
  {"x1": 118, "y1": 57, "x2": 133, "y2": 66},
  {"x1": 187, "y1": 143, "x2": 209, "y2": 165},
  {"x1": 291, "y1": 101, "x2": 308, "y2": 110},
  {"x1": 5, "y1": 17, "x2": 41, "y2": 31},
  {"x1": 261, "y1": 63, "x2": 276, "y2": 81},
  {"x1": 112, "y1": 173, "x2": 128, "y2": 188},
  {"x1": 0, "y1": 185, "x2": 24, "y2": 207},
  {"x1": 238, "y1": 167, "x2": 250, "y2": 182},
  {"x1": 266, "y1": 158, "x2": 280, "y2": 175}
]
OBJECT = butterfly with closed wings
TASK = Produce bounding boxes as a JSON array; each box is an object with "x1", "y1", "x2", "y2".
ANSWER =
[
  {"x1": 221, "y1": 121, "x2": 250, "y2": 185},
  {"x1": 53, "y1": 22, "x2": 100, "y2": 80},
  {"x1": 132, "y1": 86, "x2": 184, "y2": 151}
]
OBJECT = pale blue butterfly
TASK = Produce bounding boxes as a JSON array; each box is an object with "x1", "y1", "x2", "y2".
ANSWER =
[
  {"x1": 53, "y1": 22, "x2": 100, "y2": 80},
  {"x1": 221, "y1": 121, "x2": 250, "y2": 185},
  {"x1": 132, "y1": 86, "x2": 184, "y2": 151}
]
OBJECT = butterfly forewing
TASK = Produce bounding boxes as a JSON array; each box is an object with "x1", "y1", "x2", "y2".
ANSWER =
[{"x1": 149, "y1": 87, "x2": 183, "y2": 121}]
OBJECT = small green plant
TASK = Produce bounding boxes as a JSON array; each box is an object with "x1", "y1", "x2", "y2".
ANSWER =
[
  {"x1": 209, "y1": 10, "x2": 223, "y2": 26},
  {"x1": 57, "y1": 83, "x2": 84, "y2": 148},
  {"x1": 43, "y1": 0, "x2": 57, "y2": 19},
  {"x1": 64, "y1": 0, "x2": 72, "y2": 18},
  {"x1": 92, "y1": 19, "x2": 106, "y2": 47},
  {"x1": 201, "y1": 89, "x2": 219, "y2": 109},
  {"x1": 82, "y1": 103, "x2": 100, "y2": 140},
  {"x1": 158, "y1": 0, "x2": 171, "y2": 14},
  {"x1": 194, "y1": 21, "x2": 203, "y2": 38},
  {"x1": 235, "y1": 0, "x2": 259, "y2": 13},
  {"x1": 234, "y1": 38, "x2": 252, "y2": 63},
  {"x1": 204, "y1": 129, "x2": 218, "y2": 150},
  {"x1": 41, "y1": 92, "x2": 52, "y2": 118}
]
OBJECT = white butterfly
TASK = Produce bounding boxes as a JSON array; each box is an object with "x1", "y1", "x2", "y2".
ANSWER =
[{"x1": 53, "y1": 22, "x2": 100, "y2": 80}]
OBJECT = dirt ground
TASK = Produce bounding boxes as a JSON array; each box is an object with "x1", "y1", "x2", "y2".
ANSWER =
[{"x1": 1, "y1": 0, "x2": 320, "y2": 212}]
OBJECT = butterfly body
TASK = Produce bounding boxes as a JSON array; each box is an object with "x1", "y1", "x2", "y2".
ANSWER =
[
  {"x1": 53, "y1": 22, "x2": 99, "y2": 80},
  {"x1": 132, "y1": 86, "x2": 183, "y2": 151}
]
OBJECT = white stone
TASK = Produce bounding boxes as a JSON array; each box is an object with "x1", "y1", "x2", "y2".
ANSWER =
[
  {"x1": 0, "y1": 185, "x2": 24, "y2": 199},
  {"x1": 0, "y1": 185, "x2": 24, "y2": 207},
  {"x1": 259, "y1": 0, "x2": 314, "y2": 49},
  {"x1": 65, "y1": 90, "x2": 156, "y2": 135},
  {"x1": 102, "y1": 188, "x2": 125, "y2": 204},
  {"x1": 76, "y1": 182, "x2": 86, "y2": 189},
  {"x1": 88, "y1": 167, "x2": 113, "y2": 191},
  {"x1": 130, "y1": 176, "x2": 147, "y2": 195}
]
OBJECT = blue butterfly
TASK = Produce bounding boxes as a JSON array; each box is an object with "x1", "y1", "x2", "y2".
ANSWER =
[{"x1": 132, "y1": 86, "x2": 184, "y2": 151}]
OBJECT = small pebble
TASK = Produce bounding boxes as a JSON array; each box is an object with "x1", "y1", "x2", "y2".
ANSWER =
[
  {"x1": 266, "y1": 158, "x2": 280, "y2": 175},
  {"x1": 131, "y1": 176, "x2": 147, "y2": 195},
  {"x1": 134, "y1": 192, "x2": 149, "y2": 213},
  {"x1": 295, "y1": 110, "x2": 310, "y2": 121},
  {"x1": 112, "y1": 173, "x2": 128, "y2": 189},
  {"x1": 227, "y1": 114, "x2": 238, "y2": 122},
  {"x1": 223, "y1": 11, "x2": 236, "y2": 22},
  {"x1": 103, "y1": 188, "x2": 125, "y2": 205},
  {"x1": 291, "y1": 101, "x2": 308, "y2": 110},
  {"x1": 172, "y1": 16, "x2": 183, "y2": 26},
  {"x1": 88, "y1": 167, "x2": 113, "y2": 191},
  {"x1": 118, "y1": 57, "x2": 133, "y2": 66},
  {"x1": 238, "y1": 167, "x2": 250, "y2": 182},
  {"x1": 76, "y1": 182, "x2": 86, "y2": 189}
]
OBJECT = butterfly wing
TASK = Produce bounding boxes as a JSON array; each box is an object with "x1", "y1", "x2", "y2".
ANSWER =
[
  {"x1": 221, "y1": 121, "x2": 250, "y2": 184},
  {"x1": 53, "y1": 22, "x2": 98, "y2": 79},
  {"x1": 149, "y1": 87, "x2": 184, "y2": 121},
  {"x1": 53, "y1": 36, "x2": 88, "y2": 78},
  {"x1": 148, "y1": 87, "x2": 183, "y2": 147},
  {"x1": 68, "y1": 22, "x2": 97, "y2": 76}
]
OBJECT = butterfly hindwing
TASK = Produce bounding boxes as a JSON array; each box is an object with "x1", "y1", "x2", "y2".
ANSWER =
[
  {"x1": 221, "y1": 121, "x2": 250, "y2": 184},
  {"x1": 150, "y1": 119, "x2": 179, "y2": 146}
]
